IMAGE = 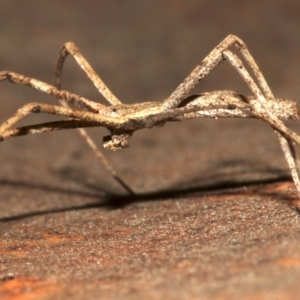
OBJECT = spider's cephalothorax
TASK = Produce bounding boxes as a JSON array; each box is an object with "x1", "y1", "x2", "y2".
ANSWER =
[{"x1": 1, "y1": 35, "x2": 300, "y2": 196}]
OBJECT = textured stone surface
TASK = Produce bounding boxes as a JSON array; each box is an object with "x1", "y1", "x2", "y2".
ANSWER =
[{"x1": 1, "y1": 1, "x2": 300, "y2": 299}]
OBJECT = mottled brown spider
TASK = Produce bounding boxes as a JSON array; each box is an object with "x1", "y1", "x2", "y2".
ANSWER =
[{"x1": 1, "y1": 35, "x2": 300, "y2": 196}]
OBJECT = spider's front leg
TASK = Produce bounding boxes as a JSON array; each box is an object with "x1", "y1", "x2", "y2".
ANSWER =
[
  {"x1": 0, "y1": 71, "x2": 105, "y2": 113},
  {"x1": 54, "y1": 42, "x2": 121, "y2": 105},
  {"x1": 0, "y1": 102, "x2": 75, "y2": 137},
  {"x1": 53, "y1": 42, "x2": 130, "y2": 151},
  {"x1": 53, "y1": 42, "x2": 137, "y2": 194},
  {"x1": 0, "y1": 102, "x2": 125, "y2": 138}
]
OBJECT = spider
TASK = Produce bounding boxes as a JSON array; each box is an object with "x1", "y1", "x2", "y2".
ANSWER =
[{"x1": 0, "y1": 35, "x2": 300, "y2": 196}]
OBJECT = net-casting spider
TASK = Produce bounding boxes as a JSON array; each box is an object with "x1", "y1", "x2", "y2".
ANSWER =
[{"x1": 1, "y1": 35, "x2": 300, "y2": 196}]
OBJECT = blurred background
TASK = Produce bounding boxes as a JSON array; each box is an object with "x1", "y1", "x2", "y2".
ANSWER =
[{"x1": 1, "y1": 0, "x2": 300, "y2": 200}]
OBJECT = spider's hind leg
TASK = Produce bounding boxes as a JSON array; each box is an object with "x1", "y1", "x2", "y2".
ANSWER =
[
  {"x1": 222, "y1": 49, "x2": 300, "y2": 196},
  {"x1": 162, "y1": 34, "x2": 300, "y2": 195}
]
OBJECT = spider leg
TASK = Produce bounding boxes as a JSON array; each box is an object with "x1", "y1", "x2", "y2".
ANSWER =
[
  {"x1": 0, "y1": 102, "x2": 75, "y2": 135},
  {"x1": 75, "y1": 127, "x2": 135, "y2": 195},
  {"x1": 0, "y1": 71, "x2": 105, "y2": 112},
  {"x1": 162, "y1": 34, "x2": 300, "y2": 195},
  {"x1": 1, "y1": 120, "x2": 102, "y2": 140},
  {"x1": 0, "y1": 69, "x2": 135, "y2": 194},
  {"x1": 0, "y1": 102, "x2": 123, "y2": 136},
  {"x1": 222, "y1": 50, "x2": 300, "y2": 195},
  {"x1": 276, "y1": 132, "x2": 300, "y2": 194},
  {"x1": 54, "y1": 42, "x2": 122, "y2": 105},
  {"x1": 57, "y1": 97, "x2": 135, "y2": 195},
  {"x1": 230, "y1": 44, "x2": 300, "y2": 192},
  {"x1": 162, "y1": 35, "x2": 248, "y2": 110},
  {"x1": 161, "y1": 35, "x2": 300, "y2": 145},
  {"x1": 53, "y1": 43, "x2": 134, "y2": 195},
  {"x1": 0, "y1": 101, "x2": 135, "y2": 195},
  {"x1": 221, "y1": 51, "x2": 300, "y2": 143}
]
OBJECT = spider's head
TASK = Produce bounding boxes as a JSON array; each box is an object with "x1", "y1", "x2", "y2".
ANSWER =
[
  {"x1": 98, "y1": 105, "x2": 123, "y2": 118},
  {"x1": 98, "y1": 102, "x2": 161, "y2": 119}
]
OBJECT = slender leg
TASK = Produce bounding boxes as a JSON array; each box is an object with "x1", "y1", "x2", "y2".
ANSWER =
[
  {"x1": 162, "y1": 35, "x2": 245, "y2": 110},
  {"x1": 0, "y1": 71, "x2": 105, "y2": 112},
  {"x1": 162, "y1": 35, "x2": 296, "y2": 138},
  {"x1": 54, "y1": 42, "x2": 122, "y2": 105},
  {"x1": 235, "y1": 45, "x2": 300, "y2": 189},
  {"x1": 162, "y1": 34, "x2": 284, "y2": 110},
  {"x1": 1, "y1": 120, "x2": 102, "y2": 141},
  {"x1": 54, "y1": 43, "x2": 134, "y2": 195},
  {"x1": 223, "y1": 50, "x2": 300, "y2": 195},
  {"x1": 58, "y1": 101, "x2": 136, "y2": 191},
  {"x1": 0, "y1": 100, "x2": 135, "y2": 195},
  {"x1": 277, "y1": 132, "x2": 300, "y2": 192},
  {"x1": 76, "y1": 128, "x2": 135, "y2": 195},
  {"x1": 0, "y1": 103, "x2": 78, "y2": 135},
  {"x1": 59, "y1": 97, "x2": 135, "y2": 195},
  {"x1": 162, "y1": 34, "x2": 300, "y2": 195},
  {"x1": 221, "y1": 51, "x2": 300, "y2": 144},
  {"x1": 0, "y1": 102, "x2": 122, "y2": 136}
]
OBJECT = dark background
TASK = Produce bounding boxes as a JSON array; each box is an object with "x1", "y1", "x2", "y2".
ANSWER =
[{"x1": 1, "y1": 1, "x2": 300, "y2": 299}]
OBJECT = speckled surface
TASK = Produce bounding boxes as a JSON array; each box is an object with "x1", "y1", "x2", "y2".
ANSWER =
[{"x1": 1, "y1": 1, "x2": 300, "y2": 299}]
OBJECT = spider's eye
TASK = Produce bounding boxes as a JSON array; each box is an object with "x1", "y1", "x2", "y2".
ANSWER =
[{"x1": 112, "y1": 108, "x2": 117, "y2": 113}]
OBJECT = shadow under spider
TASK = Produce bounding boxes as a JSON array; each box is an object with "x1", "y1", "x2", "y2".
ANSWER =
[{"x1": 0, "y1": 162, "x2": 297, "y2": 222}]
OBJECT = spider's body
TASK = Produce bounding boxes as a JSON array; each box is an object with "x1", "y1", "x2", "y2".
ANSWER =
[
  {"x1": 1, "y1": 35, "x2": 300, "y2": 196},
  {"x1": 99, "y1": 101, "x2": 162, "y2": 118}
]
